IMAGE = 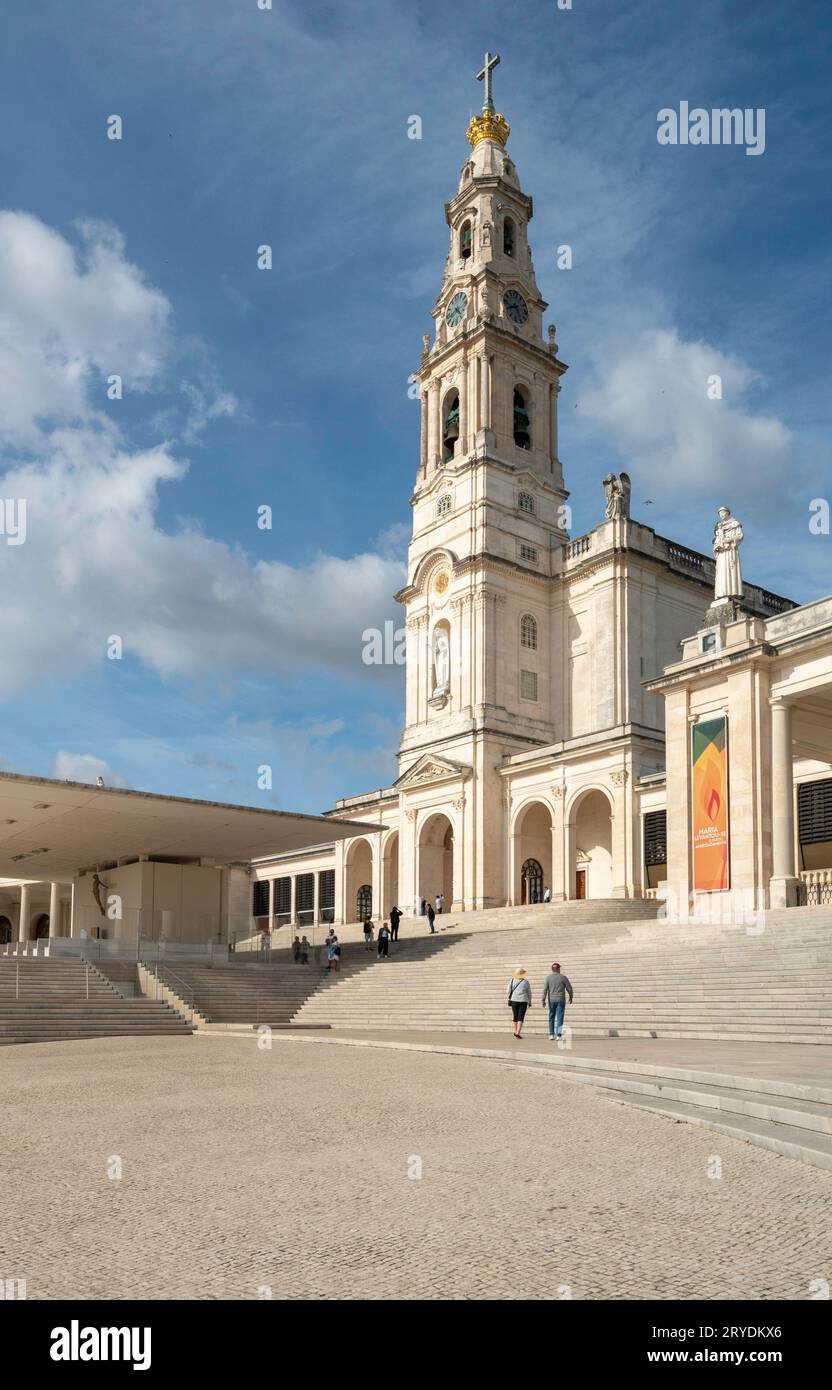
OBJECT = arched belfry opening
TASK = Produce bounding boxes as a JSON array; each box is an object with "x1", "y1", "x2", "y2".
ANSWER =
[
  {"x1": 442, "y1": 391, "x2": 460, "y2": 462},
  {"x1": 503, "y1": 217, "x2": 515, "y2": 257},
  {"x1": 460, "y1": 220, "x2": 472, "y2": 259},
  {"x1": 513, "y1": 387, "x2": 531, "y2": 450}
]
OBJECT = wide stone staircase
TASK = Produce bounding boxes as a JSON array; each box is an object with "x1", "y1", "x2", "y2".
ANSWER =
[
  {"x1": 0, "y1": 957, "x2": 194, "y2": 1045},
  {"x1": 287, "y1": 905, "x2": 832, "y2": 1044},
  {"x1": 149, "y1": 934, "x2": 468, "y2": 1027},
  {"x1": 150, "y1": 960, "x2": 331, "y2": 1027}
]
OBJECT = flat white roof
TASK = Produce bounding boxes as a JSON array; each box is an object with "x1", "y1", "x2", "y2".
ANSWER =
[{"x1": 0, "y1": 773, "x2": 380, "y2": 880}]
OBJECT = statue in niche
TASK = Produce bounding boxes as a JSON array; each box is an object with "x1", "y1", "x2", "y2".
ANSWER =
[
  {"x1": 712, "y1": 506, "x2": 744, "y2": 601},
  {"x1": 433, "y1": 627, "x2": 450, "y2": 693},
  {"x1": 603, "y1": 472, "x2": 631, "y2": 521}
]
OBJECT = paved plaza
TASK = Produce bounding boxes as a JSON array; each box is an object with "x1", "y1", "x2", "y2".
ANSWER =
[{"x1": 1, "y1": 1034, "x2": 830, "y2": 1301}]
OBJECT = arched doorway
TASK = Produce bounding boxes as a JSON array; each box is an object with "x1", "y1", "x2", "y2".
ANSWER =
[
  {"x1": 381, "y1": 832, "x2": 399, "y2": 914},
  {"x1": 521, "y1": 859, "x2": 544, "y2": 904},
  {"x1": 570, "y1": 790, "x2": 613, "y2": 899},
  {"x1": 345, "y1": 838, "x2": 374, "y2": 923},
  {"x1": 419, "y1": 813, "x2": 454, "y2": 909},
  {"x1": 34, "y1": 914, "x2": 50, "y2": 939},
  {"x1": 0, "y1": 915, "x2": 11, "y2": 945},
  {"x1": 514, "y1": 801, "x2": 553, "y2": 903}
]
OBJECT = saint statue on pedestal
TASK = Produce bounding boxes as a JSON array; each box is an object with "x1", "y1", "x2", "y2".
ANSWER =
[{"x1": 712, "y1": 506, "x2": 744, "y2": 601}]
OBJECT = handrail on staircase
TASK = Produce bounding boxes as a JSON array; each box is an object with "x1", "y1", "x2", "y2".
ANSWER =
[{"x1": 139, "y1": 958, "x2": 196, "y2": 1023}]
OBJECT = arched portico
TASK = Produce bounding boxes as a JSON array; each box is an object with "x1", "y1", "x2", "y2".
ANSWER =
[
  {"x1": 344, "y1": 838, "x2": 375, "y2": 923},
  {"x1": 567, "y1": 788, "x2": 613, "y2": 899},
  {"x1": 510, "y1": 800, "x2": 554, "y2": 904},
  {"x1": 418, "y1": 813, "x2": 454, "y2": 908},
  {"x1": 381, "y1": 831, "x2": 400, "y2": 915}
]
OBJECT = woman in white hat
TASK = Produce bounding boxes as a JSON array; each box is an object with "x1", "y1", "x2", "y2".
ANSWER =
[{"x1": 506, "y1": 966, "x2": 532, "y2": 1039}]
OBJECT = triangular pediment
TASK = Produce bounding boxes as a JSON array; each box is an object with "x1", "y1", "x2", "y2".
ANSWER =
[{"x1": 395, "y1": 754, "x2": 470, "y2": 790}]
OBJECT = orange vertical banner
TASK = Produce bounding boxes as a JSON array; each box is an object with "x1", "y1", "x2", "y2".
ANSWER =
[{"x1": 691, "y1": 716, "x2": 730, "y2": 892}]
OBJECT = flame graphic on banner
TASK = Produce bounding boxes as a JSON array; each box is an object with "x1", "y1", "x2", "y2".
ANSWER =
[{"x1": 691, "y1": 716, "x2": 730, "y2": 892}]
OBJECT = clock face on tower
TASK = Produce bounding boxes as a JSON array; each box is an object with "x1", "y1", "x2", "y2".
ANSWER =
[
  {"x1": 503, "y1": 289, "x2": 528, "y2": 325},
  {"x1": 445, "y1": 291, "x2": 468, "y2": 328}
]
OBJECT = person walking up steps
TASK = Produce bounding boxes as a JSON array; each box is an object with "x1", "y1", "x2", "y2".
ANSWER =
[
  {"x1": 377, "y1": 921, "x2": 390, "y2": 958},
  {"x1": 426, "y1": 901, "x2": 436, "y2": 933},
  {"x1": 506, "y1": 966, "x2": 532, "y2": 1039},
  {"x1": 362, "y1": 915, "x2": 374, "y2": 951},
  {"x1": 389, "y1": 905, "x2": 401, "y2": 942},
  {"x1": 541, "y1": 962, "x2": 574, "y2": 1041}
]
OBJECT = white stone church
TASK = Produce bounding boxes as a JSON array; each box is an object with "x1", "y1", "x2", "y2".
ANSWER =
[
  {"x1": 251, "y1": 65, "x2": 831, "y2": 928},
  {"x1": 3, "y1": 61, "x2": 829, "y2": 948}
]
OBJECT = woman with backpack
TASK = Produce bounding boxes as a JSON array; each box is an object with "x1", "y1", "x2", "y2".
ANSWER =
[{"x1": 506, "y1": 966, "x2": 532, "y2": 1039}]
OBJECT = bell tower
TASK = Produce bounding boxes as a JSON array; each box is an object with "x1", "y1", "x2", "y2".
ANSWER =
[{"x1": 397, "y1": 56, "x2": 569, "y2": 764}]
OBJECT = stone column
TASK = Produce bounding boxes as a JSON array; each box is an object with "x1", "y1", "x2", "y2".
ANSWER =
[
  {"x1": 479, "y1": 352, "x2": 490, "y2": 434},
  {"x1": 610, "y1": 771, "x2": 631, "y2": 898},
  {"x1": 428, "y1": 382, "x2": 441, "y2": 469},
  {"x1": 458, "y1": 357, "x2": 468, "y2": 456},
  {"x1": 289, "y1": 875, "x2": 297, "y2": 926},
  {"x1": 267, "y1": 877, "x2": 275, "y2": 927},
  {"x1": 420, "y1": 392, "x2": 428, "y2": 473},
  {"x1": 19, "y1": 882, "x2": 30, "y2": 943},
  {"x1": 313, "y1": 872, "x2": 320, "y2": 926},
  {"x1": 468, "y1": 354, "x2": 479, "y2": 439},
  {"x1": 550, "y1": 788, "x2": 567, "y2": 901},
  {"x1": 48, "y1": 881, "x2": 60, "y2": 938},
  {"x1": 770, "y1": 698, "x2": 798, "y2": 907}
]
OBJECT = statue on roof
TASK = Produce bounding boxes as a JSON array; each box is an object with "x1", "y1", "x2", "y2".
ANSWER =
[
  {"x1": 603, "y1": 472, "x2": 631, "y2": 521},
  {"x1": 712, "y1": 506, "x2": 744, "y2": 601}
]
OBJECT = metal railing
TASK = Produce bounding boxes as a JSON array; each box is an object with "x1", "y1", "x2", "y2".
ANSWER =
[{"x1": 141, "y1": 960, "x2": 196, "y2": 1023}]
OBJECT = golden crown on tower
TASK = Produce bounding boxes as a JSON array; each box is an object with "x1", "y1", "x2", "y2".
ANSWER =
[{"x1": 466, "y1": 109, "x2": 511, "y2": 149}]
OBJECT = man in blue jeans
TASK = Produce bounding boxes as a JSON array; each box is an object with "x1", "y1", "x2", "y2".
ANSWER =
[{"x1": 541, "y1": 962, "x2": 574, "y2": 1041}]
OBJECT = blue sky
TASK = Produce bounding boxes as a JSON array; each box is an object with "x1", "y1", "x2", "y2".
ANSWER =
[{"x1": 0, "y1": 0, "x2": 830, "y2": 812}]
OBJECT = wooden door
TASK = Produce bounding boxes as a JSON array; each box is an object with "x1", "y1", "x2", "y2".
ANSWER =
[{"x1": 575, "y1": 869, "x2": 587, "y2": 900}]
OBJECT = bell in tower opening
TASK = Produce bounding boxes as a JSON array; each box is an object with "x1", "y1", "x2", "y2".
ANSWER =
[
  {"x1": 442, "y1": 391, "x2": 460, "y2": 462},
  {"x1": 513, "y1": 388, "x2": 531, "y2": 450}
]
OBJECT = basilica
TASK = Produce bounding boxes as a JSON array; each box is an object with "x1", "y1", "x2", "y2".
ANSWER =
[{"x1": 250, "y1": 63, "x2": 832, "y2": 927}]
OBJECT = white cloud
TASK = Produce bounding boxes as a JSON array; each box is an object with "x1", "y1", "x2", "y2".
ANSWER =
[
  {"x1": 0, "y1": 213, "x2": 404, "y2": 701},
  {"x1": 581, "y1": 328, "x2": 795, "y2": 505},
  {"x1": 0, "y1": 213, "x2": 170, "y2": 445},
  {"x1": 52, "y1": 751, "x2": 129, "y2": 787}
]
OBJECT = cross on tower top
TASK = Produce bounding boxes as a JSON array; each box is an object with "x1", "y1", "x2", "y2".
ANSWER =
[{"x1": 476, "y1": 51, "x2": 500, "y2": 111}]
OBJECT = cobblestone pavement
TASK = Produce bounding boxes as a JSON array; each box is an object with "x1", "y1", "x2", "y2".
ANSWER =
[{"x1": 1, "y1": 1035, "x2": 830, "y2": 1301}]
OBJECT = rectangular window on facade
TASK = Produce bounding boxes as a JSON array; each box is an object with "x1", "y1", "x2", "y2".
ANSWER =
[
  {"x1": 518, "y1": 543, "x2": 538, "y2": 565},
  {"x1": 798, "y1": 779, "x2": 832, "y2": 871},
  {"x1": 296, "y1": 873, "x2": 314, "y2": 912},
  {"x1": 274, "y1": 877, "x2": 291, "y2": 914},
  {"x1": 252, "y1": 881, "x2": 269, "y2": 918},
  {"x1": 643, "y1": 810, "x2": 668, "y2": 889},
  {"x1": 319, "y1": 868, "x2": 335, "y2": 922},
  {"x1": 318, "y1": 869, "x2": 335, "y2": 911},
  {"x1": 520, "y1": 669, "x2": 538, "y2": 702}
]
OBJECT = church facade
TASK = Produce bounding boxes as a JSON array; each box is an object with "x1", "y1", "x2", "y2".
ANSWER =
[{"x1": 250, "y1": 68, "x2": 832, "y2": 927}]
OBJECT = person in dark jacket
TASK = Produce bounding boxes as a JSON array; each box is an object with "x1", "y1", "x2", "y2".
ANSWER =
[
  {"x1": 389, "y1": 906, "x2": 402, "y2": 941},
  {"x1": 426, "y1": 901, "x2": 436, "y2": 933},
  {"x1": 541, "y1": 962, "x2": 574, "y2": 1041},
  {"x1": 377, "y1": 922, "x2": 390, "y2": 958}
]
